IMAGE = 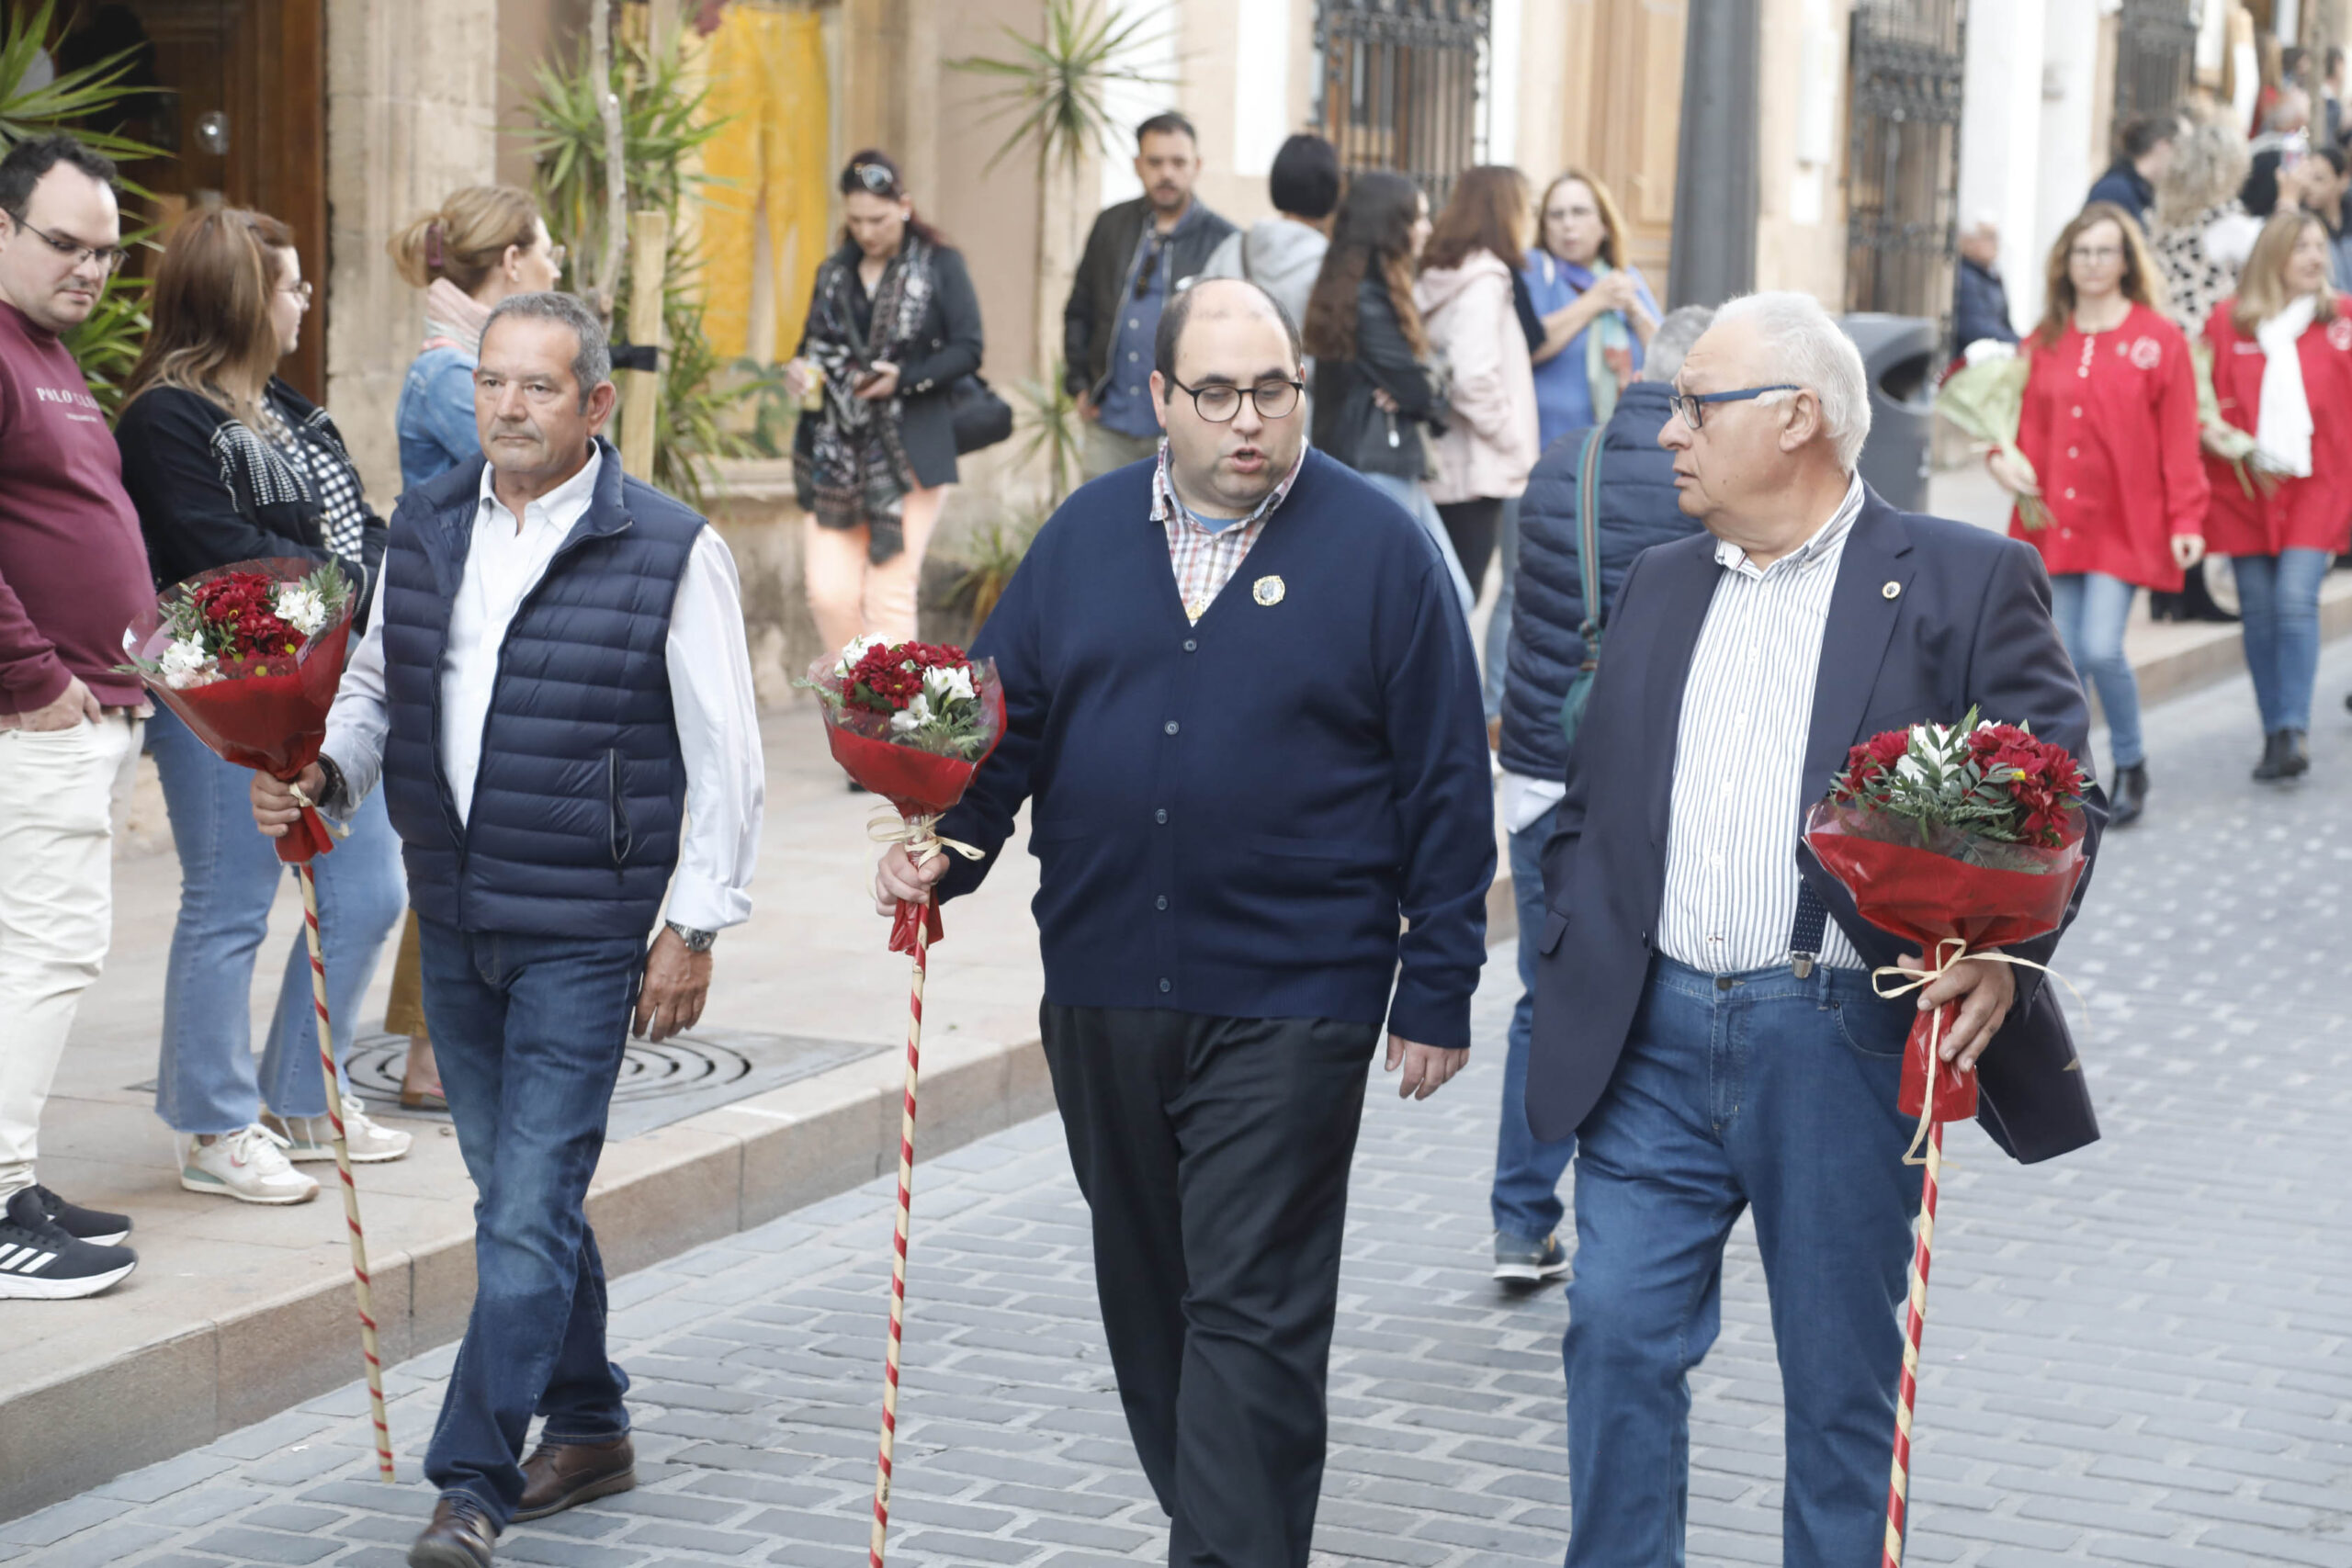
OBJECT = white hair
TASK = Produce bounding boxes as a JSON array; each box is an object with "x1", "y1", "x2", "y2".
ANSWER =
[{"x1": 1710, "y1": 291, "x2": 1872, "y2": 471}]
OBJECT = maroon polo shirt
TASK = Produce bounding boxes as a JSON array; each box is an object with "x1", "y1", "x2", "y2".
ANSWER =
[{"x1": 0, "y1": 299, "x2": 152, "y2": 713}]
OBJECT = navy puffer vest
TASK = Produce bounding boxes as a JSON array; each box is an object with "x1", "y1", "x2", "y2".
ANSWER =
[{"x1": 379, "y1": 440, "x2": 704, "y2": 939}]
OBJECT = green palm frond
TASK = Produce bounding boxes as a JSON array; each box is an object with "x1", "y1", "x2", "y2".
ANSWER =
[
  {"x1": 1013, "y1": 367, "x2": 1084, "y2": 509},
  {"x1": 947, "y1": 0, "x2": 1176, "y2": 178}
]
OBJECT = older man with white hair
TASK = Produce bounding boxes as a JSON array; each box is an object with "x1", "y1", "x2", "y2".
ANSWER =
[{"x1": 1526, "y1": 291, "x2": 2107, "y2": 1565}]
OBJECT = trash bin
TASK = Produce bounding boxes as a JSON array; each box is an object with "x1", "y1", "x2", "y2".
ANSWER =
[{"x1": 1838, "y1": 313, "x2": 1937, "y2": 513}]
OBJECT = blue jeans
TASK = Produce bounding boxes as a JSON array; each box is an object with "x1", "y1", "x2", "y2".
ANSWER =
[
  {"x1": 1363, "y1": 471, "x2": 1476, "y2": 623},
  {"x1": 416, "y1": 919, "x2": 645, "y2": 1527},
  {"x1": 148, "y1": 705, "x2": 406, "y2": 1133},
  {"x1": 1482, "y1": 495, "x2": 1521, "y2": 719},
  {"x1": 1493, "y1": 803, "x2": 1576, "y2": 1244},
  {"x1": 1565, "y1": 957, "x2": 1919, "y2": 1568},
  {"x1": 2048, "y1": 571, "x2": 2144, "y2": 769},
  {"x1": 2231, "y1": 548, "x2": 2330, "y2": 733}
]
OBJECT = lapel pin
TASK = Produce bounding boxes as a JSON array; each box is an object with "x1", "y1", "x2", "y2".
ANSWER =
[
  {"x1": 1253, "y1": 575, "x2": 1285, "y2": 606},
  {"x1": 1882, "y1": 581, "x2": 1902, "y2": 600}
]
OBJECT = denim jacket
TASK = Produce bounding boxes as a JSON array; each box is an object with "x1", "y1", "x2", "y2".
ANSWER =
[{"x1": 395, "y1": 344, "x2": 481, "y2": 492}]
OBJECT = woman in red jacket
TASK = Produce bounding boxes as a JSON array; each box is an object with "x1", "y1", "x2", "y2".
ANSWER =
[
  {"x1": 1991, "y1": 202, "x2": 2207, "y2": 827},
  {"x1": 2199, "y1": 209, "x2": 2352, "y2": 781}
]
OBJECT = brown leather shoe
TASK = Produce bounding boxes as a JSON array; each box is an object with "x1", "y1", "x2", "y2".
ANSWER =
[
  {"x1": 407, "y1": 1495, "x2": 496, "y2": 1567},
  {"x1": 514, "y1": 1433, "x2": 636, "y2": 1522}
]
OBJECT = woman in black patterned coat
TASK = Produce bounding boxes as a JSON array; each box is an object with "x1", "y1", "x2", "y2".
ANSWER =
[{"x1": 114, "y1": 208, "x2": 411, "y2": 1208}]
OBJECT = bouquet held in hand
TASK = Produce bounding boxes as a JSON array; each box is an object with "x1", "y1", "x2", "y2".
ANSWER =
[
  {"x1": 803, "y1": 636, "x2": 1003, "y2": 951},
  {"x1": 1804, "y1": 710, "x2": 2088, "y2": 1137},
  {"x1": 1933, "y1": 353, "x2": 2053, "y2": 532},
  {"x1": 119, "y1": 557, "x2": 356, "y2": 863}
]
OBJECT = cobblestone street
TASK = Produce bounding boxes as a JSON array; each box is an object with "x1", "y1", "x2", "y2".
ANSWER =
[{"x1": 5, "y1": 649, "x2": 2348, "y2": 1568}]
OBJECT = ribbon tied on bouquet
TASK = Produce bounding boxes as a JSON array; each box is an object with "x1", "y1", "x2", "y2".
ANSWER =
[
  {"x1": 867, "y1": 809, "x2": 986, "y2": 953},
  {"x1": 1869, "y1": 937, "x2": 2084, "y2": 1166}
]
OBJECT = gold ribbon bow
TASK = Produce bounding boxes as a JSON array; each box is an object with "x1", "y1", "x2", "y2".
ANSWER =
[
  {"x1": 1871, "y1": 937, "x2": 2084, "y2": 1166},
  {"x1": 866, "y1": 808, "x2": 985, "y2": 873},
  {"x1": 285, "y1": 780, "x2": 352, "y2": 840}
]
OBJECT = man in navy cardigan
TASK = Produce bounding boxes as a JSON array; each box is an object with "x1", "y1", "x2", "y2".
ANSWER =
[
  {"x1": 878, "y1": 278, "x2": 1493, "y2": 1564},
  {"x1": 1528, "y1": 294, "x2": 2104, "y2": 1567}
]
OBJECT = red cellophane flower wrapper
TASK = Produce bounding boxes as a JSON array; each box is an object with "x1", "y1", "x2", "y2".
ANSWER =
[
  {"x1": 122, "y1": 558, "x2": 355, "y2": 865},
  {"x1": 1804, "y1": 803, "x2": 2086, "y2": 1125},
  {"x1": 806, "y1": 645, "x2": 1004, "y2": 953}
]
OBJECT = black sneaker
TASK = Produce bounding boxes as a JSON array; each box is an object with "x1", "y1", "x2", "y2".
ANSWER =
[
  {"x1": 33, "y1": 1184, "x2": 130, "y2": 1246},
  {"x1": 0, "y1": 1190, "x2": 136, "y2": 1300},
  {"x1": 1493, "y1": 1232, "x2": 1571, "y2": 1284}
]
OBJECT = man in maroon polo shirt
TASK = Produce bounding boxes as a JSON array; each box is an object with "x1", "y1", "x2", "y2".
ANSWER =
[{"x1": 0, "y1": 134, "x2": 156, "y2": 1298}]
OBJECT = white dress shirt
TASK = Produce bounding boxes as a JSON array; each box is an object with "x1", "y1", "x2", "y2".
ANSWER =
[
  {"x1": 322, "y1": 449, "x2": 763, "y2": 932},
  {"x1": 1657, "y1": 474, "x2": 1867, "y2": 975}
]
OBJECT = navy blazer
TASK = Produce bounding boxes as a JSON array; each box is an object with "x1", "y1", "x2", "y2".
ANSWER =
[{"x1": 1529, "y1": 488, "x2": 2108, "y2": 1165}]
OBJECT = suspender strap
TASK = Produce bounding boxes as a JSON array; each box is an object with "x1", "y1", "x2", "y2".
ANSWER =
[{"x1": 1789, "y1": 881, "x2": 1831, "y2": 978}]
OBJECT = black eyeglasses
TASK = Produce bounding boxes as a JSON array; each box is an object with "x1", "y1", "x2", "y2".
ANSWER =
[
  {"x1": 1, "y1": 209, "x2": 130, "y2": 276},
  {"x1": 1669, "y1": 384, "x2": 1802, "y2": 430},
  {"x1": 851, "y1": 163, "x2": 899, "y2": 197},
  {"x1": 1169, "y1": 376, "x2": 1304, "y2": 423}
]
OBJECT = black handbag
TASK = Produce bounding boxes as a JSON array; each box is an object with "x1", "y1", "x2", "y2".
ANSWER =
[{"x1": 947, "y1": 372, "x2": 1014, "y2": 456}]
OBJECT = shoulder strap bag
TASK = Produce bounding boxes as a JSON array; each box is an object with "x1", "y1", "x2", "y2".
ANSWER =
[{"x1": 1557, "y1": 426, "x2": 1607, "y2": 745}]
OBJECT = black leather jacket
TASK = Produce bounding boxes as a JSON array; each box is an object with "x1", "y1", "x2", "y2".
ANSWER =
[
  {"x1": 1062, "y1": 197, "x2": 1236, "y2": 398},
  {"x1": 1310, "y1": 275, "x2": 1451, "y2": 479}
]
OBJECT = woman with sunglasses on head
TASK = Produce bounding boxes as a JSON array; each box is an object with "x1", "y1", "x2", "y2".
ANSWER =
[
  {"x1": 1305, "y1": 171, "x2": 1474, "y2": 616},
  {"x1": 2197, "y1": 209, "x2": 2352, "y2": 782},
  {"x1": 1988, "y1": 202, "x2": 2208, "y2": 828},
  {"x1": 372, "y1": 186, "x2": 560, "y2": 1112},
  {"x1": 783, "y1": 151, "x2": 983, "y2": 664},
  {"x1": 113, "y1": 209, "x2": 412, "y2": 1205}
]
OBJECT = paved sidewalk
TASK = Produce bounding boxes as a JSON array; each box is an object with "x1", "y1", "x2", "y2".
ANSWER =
[{"x1": 8, "y1": 648, "x2": 2348, "y2": 1565}]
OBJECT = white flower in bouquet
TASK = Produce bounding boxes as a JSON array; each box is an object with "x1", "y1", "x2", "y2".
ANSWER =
[
  {"x1": 274, "y1": 583, "x2": 330, "y2": 637},
  {"x1": 922, "y1": 663, "x2": 976, "y2": 705},
  {"x1": 834, "y1": 634, "x2": 885, "y2": 680},
  {"x1": 159, "y1": 636, "x2": 217, "y2": 689},
  {"x1": 888, "y1": 692, "x2": 933, "y2": 734}
]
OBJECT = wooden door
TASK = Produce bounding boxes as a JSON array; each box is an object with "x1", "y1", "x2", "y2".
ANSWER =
[
  {"x1": 43, "y1": 0, "x2": 328, "y2": 398},
  {"x1": 1584, "y1": 0, "x2": 1686, "y2": 288}
]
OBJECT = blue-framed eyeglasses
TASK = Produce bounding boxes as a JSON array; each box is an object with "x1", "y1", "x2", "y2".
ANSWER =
[{"x1": 1669, "y1": 384, "x2": 1802, "y2": 430}]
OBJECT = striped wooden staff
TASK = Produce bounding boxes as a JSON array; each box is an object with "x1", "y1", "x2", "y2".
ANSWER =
[
  {"x1": 1882, "y1": 1002, "x2": 1952, "y2": 1567},
  {"x1": 296, "y1": 863, "x2": 394, "y2": 1481},
  {"x1": 867, "y1": 907, "x2": 930, "y2": 1566}
]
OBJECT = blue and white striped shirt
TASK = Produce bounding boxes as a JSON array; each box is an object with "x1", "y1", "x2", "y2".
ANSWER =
[{"x1": 1658, "y1": 475, "x2": 1868, "y2": 975}]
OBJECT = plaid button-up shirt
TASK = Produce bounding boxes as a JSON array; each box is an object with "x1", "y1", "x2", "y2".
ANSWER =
[{"x1": 1148, "y1": 441, "x2": 1308, "y2": 624}]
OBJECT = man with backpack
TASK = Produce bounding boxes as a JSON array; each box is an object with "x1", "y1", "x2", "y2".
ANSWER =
[{"x1": 1485, "y1": 304, "x2": 1712, "y2": 1284}]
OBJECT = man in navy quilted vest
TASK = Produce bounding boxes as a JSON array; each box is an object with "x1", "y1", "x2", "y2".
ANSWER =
[
  {"x1": 253, "y1": 292, "x2": 762, "y2": 1568},
  {"x1": 876, "y1": 277, "x2": 1495, "y2": 1564}
]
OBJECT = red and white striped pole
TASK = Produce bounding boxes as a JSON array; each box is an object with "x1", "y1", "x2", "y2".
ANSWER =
[
  {"x1": 867, "y1": 904, "x2": 930, "y2": 1567},
  {"x1": 296, "y1": 863, "x2": 394, "y2": 1481},
  {"x1": 1883, "y1": 1005, "x2": 1952, "y2": 1567}
]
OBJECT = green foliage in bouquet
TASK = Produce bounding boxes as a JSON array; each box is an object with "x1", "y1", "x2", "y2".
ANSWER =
[
  {"x1": 1831, "y1": 707, "x2": 2087, "y2": 867},
  {"x1": 1934, "y1": 355, "x2": 2051, "y2": 531},
  {"x1": 2189, "y1": 339, "x2": 2278, "y2": 502}
]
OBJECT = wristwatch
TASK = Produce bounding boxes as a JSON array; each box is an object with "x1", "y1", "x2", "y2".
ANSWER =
[{"x1": 664, "y1": 920, "x2": 718, "y2": 953}]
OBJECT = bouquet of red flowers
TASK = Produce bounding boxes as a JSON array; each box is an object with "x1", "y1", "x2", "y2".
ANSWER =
[
  {"x1": 803, "y1": 636, "x2": 1004, "y2": 951},
  {"x1": 1805, "y1": 709, "x2": 2089, "y2": 1135},
  {"x1": 120, "y1": 557, "x2": 356, "y2": 863}
]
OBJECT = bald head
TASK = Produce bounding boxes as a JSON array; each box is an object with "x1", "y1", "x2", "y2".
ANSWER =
[{"x1": 1154, "y1": 276, "x2": 1303, "y2": 389}]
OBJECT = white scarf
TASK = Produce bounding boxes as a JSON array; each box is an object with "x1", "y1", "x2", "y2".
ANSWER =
[{"x1": 2254, "y1": 292, "x2": 2319, "y2": 478}]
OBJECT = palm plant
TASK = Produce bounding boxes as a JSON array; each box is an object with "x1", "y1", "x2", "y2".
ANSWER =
[
  {"x1": 2, "y1": 0, "x2": 167, "y2": 416},
  {"x1": 949, "y1": 0, "x2": 1175, "y2": 384},
  {"x1": 1013, "y1": 367, "x2": 1084, "y2": 511},
  {"x1": 947, "y1": 509, "x2": 1044, "y2": 641},
  {"x1": 523, "y1": 22, "x2": 752, "y2": 506}
]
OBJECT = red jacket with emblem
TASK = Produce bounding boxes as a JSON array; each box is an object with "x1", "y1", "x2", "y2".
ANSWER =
[
  {"x1": 2012, "y1": 301, "x2": 2209, "y2": 592},
  {"x1": 2199, "y1": 296, "x2": 2352, "y2": 558}
]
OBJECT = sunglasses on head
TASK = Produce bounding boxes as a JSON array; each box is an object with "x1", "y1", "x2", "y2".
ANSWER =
[{"x1": 852, "y1": 163, "x2": 899, "y2": 197}]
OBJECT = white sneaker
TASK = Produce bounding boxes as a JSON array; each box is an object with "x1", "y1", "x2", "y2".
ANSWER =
[
  {"x1": 180, "y1": 1124, "x2": 319, "y2": 1204},
  {"x1": 265, "y1": 1098, "x2": 413, "y2": 1165}
]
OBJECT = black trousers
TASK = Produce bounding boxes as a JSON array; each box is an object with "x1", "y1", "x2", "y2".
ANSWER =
[
  {"x1": 1040, "y1": 1005, "x2": 1379, "y2": 1568},
  {"x1": 1435, "y1": 497, "x2": 1506, "y2": 592}
]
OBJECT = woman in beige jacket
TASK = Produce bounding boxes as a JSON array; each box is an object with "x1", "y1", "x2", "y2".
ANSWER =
[{"x1": 1415, "y1": 165, "x2": 1541, "y2": 595}]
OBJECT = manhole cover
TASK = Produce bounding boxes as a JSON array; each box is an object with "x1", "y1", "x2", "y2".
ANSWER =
[{"x1": 133, "y1": 1028, "x2": 891, "y2": 1143}]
